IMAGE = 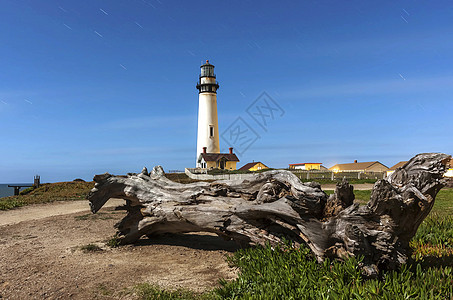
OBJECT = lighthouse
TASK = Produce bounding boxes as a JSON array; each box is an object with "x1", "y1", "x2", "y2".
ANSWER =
[{"x1": 196, "y1": 60, "x2": 220, "y2": 167}]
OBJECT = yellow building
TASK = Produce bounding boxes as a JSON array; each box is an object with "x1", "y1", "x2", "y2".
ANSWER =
[
  {"x1": 386, "y1": 161, "x2": 408, "y2": 177},
  {"x1": 288, "y1": 163, "x2": 323, "y2": 170},
  {"x1": 197, "y1": 147, "x2": 239, "y2": 170},
  {"x1": 445, "y1": 158, "x2": 453, "y2": 177},
  {"x1": 329, "y1": 160, "x2": 388, "y2": 173},
  {"x1": 238, "y1": 161, "x2": 269, "y2": 171}
]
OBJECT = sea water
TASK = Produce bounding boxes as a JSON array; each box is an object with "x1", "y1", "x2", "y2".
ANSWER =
[{"x1": 0, "y1": 184, "x2": 32, "y2": 198}]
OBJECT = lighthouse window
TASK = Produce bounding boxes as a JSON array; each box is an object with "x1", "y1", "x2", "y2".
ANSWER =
[{"x1": 209, "y1": 126, "x2": 214, "y2": 137}]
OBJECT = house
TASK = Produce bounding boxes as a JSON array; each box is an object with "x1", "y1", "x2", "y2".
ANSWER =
[
  {"x1": 197, "y1": 147, "x2": 239, "y2": 170},
  {"x1": 386, "y1": 161, "x2": 408, "y2": 177},
  {"x1": 329, "y1": 160, "x2": 388, "y2": 172},
  {"x1": 238, "y1": 161, "x2": 269, "y2": 171},
  {"x1": 445, "y1": 158, "x2": 453, "y2": 177},
  {"x1": 288, "y1": 163, "x2": 323, "y2": 170}
]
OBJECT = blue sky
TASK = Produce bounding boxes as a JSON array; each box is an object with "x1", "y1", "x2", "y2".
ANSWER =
[{"x1": 1, "y1": 0, "x2": 452, "y2": 182}]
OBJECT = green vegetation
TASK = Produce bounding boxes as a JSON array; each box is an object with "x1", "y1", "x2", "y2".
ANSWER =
[
  {"x1": 323, "y1": 189, "x2": 371, "y2": 203},
  {"x1": 106, "y1": 235, "x2": 121, "y2": 248},
  {"x1": 325, "y1": 189, "x2": 453, "y2": 209},
  {"x1": 80, "y1": 243, "x2": 103, "y2": 253},
  {"x1": 215, "y1": 243, "x2": 452, "y2": 299},
  {"x1": 165, "y1": 173, "x2": 212, "y2": 184},
  {"x1": 207, "y1": 168, "x2": 273, "y2": 175},
  {"x1": 0, "y1": 181, "x2": 94, "y2": 210},
  {"x1": 0, "y1": 198, "x2": 25, "y2": 210},
  {"x1": 132, "y1": 283, "x2": 208, "y2": 300},
  {"x1": 75, "y1": 212, "x2": 115, "y2": 221},
  {"x1": 299, "y1": 178, "x2": 378, "y2": 185},
  {"x1": 19, "y1": 186, "x2": 35, "y2": 195}
]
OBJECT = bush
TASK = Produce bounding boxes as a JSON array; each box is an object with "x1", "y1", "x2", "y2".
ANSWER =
[
  {"x1": 0, "y1": 198, "x2": 25, "y2": 210},
  {"x1": 19, "y1": 186, "x2": 34, "y2": 195}
]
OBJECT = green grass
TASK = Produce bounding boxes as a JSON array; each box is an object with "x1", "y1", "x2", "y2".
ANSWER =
[
  {"x1": 214, "y1": 243, "x2": 452, "y2": 299},
  {"x1": 132, "y1": 283, "x2": 208, "y2": 300},
  {"x1": 323, "y1": 189, "x2": 371, "y2": 203},
  {"x1": 300, "y1": 178, "x2": 378, "y2": 185},
  {"x1": 74, "y1": 212, "x2": 114, "y2": 221},
  {"x1": 80, "y1": 243, "x2": 103, "y2": 253},
  {"x1": 165, "y1": 173, "x2": 212, "y2": 184},
  {"x1": 324, "y1": 189, "x2": 453, "y2": 210}
]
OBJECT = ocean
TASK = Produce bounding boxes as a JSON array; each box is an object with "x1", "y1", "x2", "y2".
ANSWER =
[{"x1": 0, "y1": 184, "x2": 32, "y2": 198}]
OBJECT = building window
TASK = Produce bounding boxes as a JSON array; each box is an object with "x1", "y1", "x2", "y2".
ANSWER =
[{"x1": 209, "y1": 126, "x2": 214, "y2": 138}]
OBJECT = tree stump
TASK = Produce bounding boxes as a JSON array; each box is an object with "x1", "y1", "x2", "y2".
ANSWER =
[{"x1": 88, "y1": 153, "x2": 450, "y2": 277}]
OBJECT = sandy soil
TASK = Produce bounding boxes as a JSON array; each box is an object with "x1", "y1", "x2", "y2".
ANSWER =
[{"x1": 0, "y1": 199, "x2": 238, "y2": 299}]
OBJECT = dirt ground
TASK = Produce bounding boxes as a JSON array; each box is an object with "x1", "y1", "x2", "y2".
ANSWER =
[{"x1": 0, "y1": 199, "x2": 239, "y2": 299}]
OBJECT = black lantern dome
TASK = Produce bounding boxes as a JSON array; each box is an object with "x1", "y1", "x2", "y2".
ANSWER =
[{"x1": 196, "y1": 60, "x2": 219, "y2": 94}]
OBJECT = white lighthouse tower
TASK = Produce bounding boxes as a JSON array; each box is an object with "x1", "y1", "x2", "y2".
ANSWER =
[{"x1": 196, "y1": 60, "x2": 220, "y2": 167}]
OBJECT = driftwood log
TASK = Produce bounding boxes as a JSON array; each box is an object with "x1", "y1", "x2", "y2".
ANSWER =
[{"x1": 88, "y1": 153, "x2": 451, "y2": 276}]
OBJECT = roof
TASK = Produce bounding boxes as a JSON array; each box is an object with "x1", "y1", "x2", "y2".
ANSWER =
[
  {"x1": 388, "y1": 161, "x2": 408, "y2": 171},
  {"x1": 289, "y1": 163, "x2": 322, "y2": 166},
  {"x1": 238, "y1": 162, "x2": 267, "y2": 171},
  {"x1": 329, "y1": 161, "x2": 388, "y2": 171},
  {"x1": 198, "y1": 152, "x2": 239, "y2": 162}
]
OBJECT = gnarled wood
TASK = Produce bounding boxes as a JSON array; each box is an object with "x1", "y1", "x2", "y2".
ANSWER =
[{"x1": 88, "y1": 153, "x2": 450, "y2": 277}]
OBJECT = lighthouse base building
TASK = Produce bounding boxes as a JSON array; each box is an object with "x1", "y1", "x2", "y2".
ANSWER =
[{"x1": 197, "y1": 147, "x2": 239, "y2": 170}]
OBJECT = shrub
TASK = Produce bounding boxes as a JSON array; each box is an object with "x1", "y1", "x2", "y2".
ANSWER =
[
  {"x1": 106, "y1": 236, "x2": 121, "y2": 248},
  {"x1": 0, "y1": 198, "x2": 25, "y2": 210},
  {"x1": 80, "y1": 244, "x2": 103, "y2": 253}
]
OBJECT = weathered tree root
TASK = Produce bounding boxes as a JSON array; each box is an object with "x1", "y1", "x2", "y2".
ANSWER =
[{"x1": 88, "y1": 153, "x2": 451, "y2": 277}]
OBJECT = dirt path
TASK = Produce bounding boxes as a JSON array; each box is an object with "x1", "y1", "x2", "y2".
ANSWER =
[{"x1": 0, "y1": 200, "x2": 238, "y2": 299}]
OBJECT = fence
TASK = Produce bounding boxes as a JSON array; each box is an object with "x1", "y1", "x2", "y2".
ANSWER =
[
  {"x1": 185, "y1": 168, "x2": 256, "y2": 181},
  {"x1": 185, "y1": 168, "x2": 386, "y2": 181},
  {"x1": 290, "y1": 170, "x2": 386, "y2": 181}
]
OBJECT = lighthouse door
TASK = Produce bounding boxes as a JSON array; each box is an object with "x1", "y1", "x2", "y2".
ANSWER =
[{"x1": 219, "y1": 157, "x2": 227, "y2": 169}]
